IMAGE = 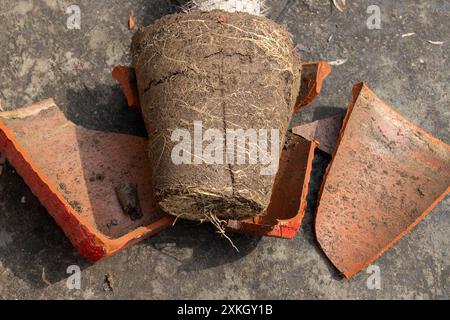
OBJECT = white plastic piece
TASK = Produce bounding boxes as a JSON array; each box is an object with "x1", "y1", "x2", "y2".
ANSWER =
[{"x1": 185, "y1": 0, "x2": 264, "y2": 16}]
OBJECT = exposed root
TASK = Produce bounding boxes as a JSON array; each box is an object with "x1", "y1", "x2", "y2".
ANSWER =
[
  {"x1": 202, "y1": 212, "x2": 239, "y2": 252},
  {"x1": 172, "y1": 212, "x2": 187, "y2": 226}
]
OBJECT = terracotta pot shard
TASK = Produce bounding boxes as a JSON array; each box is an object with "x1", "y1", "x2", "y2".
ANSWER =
[
  {"x1": 112, "y1": 65, "x2": 141, "y2": 111},
  {"x1": 0, "y1": 99, "x2": 174, "y2": 262},
  {"x1": 315, "y1": 83, "x2": 450, "y2": 278},
  {"x1": 291, "y1": 114, "x2": 343, "y2": 156},
  {"x1": 295, "y1": 61, "x2": 332, "y2": 111}
]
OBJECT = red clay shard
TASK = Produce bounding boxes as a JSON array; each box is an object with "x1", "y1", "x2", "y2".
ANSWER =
[
  {"x1": 295, "y1": 61, "x2": 332, "y2": 111},
  {"x1": 291, "y1": 114, "x2": 343, "y2": 156},
  {"x1": 226, "y1": 133, "x2": 316, "y2": 238},
  {"x1": 112, "y1": 65, "x2": 141, "y2": 111},
  {"x1": 315, "y1": 83, "x2": 450, "y2": 278},
  {"x1": 0, "y1": 99, "x2": 174, "y2": 262}
]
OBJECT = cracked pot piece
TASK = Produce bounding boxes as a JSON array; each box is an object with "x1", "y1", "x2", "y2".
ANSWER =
[
  {"x1": 0, "y1": 99, "x2": 174, "y2": 262},
  {"x1": 315, "y1": 83, "x2": 450, "y2": 278},
  {"x1": 291, "y1": 114, "x2": 343, "y2": 156},
  {"x1": 295, "y1": 61, "x2": 332, "y2": 112}
]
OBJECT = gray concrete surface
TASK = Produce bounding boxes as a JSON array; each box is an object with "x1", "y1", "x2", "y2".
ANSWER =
[{"x1": 0, "y1": 0, "x2": 448, "y2": 299}]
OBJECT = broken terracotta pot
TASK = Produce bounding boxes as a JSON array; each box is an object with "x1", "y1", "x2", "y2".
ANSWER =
[
  {"x1": 0, "y1": 61, "x2": 331, "y2": 261},
  {"x1": 112, "y1": 65, "x2": 141, "y2": 112},
  {"x1": 295, "y1": 61, "x2": 332, "y2": 111},
  {"x1": 0, "y1": 102, "x2": 319, "y2": 260},
  {"x1": 315, "y1": 83, "x2": 450, "y2": 278},
  {"x1": 0, "y1": 100, "x2": 174, "y2": 262},
  {"x1": 291, "y1": 114, "x2": 343, "y2": 156}
]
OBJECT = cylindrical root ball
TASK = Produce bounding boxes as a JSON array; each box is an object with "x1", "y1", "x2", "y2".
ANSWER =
[{"x1": 131, "y1": 10, "x2": 301, "y2": 221}]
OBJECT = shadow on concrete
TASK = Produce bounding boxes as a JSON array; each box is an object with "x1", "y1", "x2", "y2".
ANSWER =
[
  {"x1": 312, "y1": 105, "x2": 347, "y2": 121},
  {"x1": 0, "y1": 162, "x2": 90, "y2": 289},
  {"x1": 301, "y1": 152, "x2": 342, "y2": 281},
  {"x1": 64, "y1": 84, "x2": 147, "y2": 137},
  {"x1": 145, "y1": 220, "x2": 261, "y2": 272}
]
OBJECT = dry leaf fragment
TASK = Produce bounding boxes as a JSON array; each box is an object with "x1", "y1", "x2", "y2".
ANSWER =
[
  {"x1": 328, "y1": 58, "x2": 347, "y2": 66},
  {"x1": 401, "y1": 32, "x2": 415, "y2": 38},
  {"x1": 428, "y1": 40, "x2": 444, "y2": 45}
]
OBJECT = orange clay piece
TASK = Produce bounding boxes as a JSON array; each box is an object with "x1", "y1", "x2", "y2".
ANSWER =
[
  {"x1": 295, "y1": 61, "x2": 332, "y2": 112},
  {"x1": 112, "y1": 66, "x2": 141, "y2": 112},
  {"x1": 315, "y1": 83, "x2": 450, "y2": 278},
  {"x1": 0, "y1": 99, "x2": 174, "y2": 262},
  {"x1": 291, "y1": 114, "x2": 343, "y2": 156}
]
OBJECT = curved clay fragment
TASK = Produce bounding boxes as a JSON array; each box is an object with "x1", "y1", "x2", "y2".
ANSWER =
[
  {"x1": 0, "y1": 100, "x2": 174, "y2": 261},
  {"x1": 315, "y1": 83, "x2": 450, "y2": 278},
  {"x1": 112, "y1": 65, "x2": 141, "y2": 111},
  {"x1": 295, "y1": 61, "x2": 332, "y2": 111},
  {"x1": 291, "y1": 114, "x2": 343, "y2": 156}
]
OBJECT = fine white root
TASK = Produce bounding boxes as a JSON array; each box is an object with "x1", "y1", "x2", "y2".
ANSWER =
[
  {"x1": 202, "y1": 212, "x2": 239, "y2": 252},
  {"x1": 172, "y1": 212, "x2": 187, "y2": 226}
]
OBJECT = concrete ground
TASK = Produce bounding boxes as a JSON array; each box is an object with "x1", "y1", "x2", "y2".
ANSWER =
[{"x1": 0, "y1": 0, "x2": 448, "y2": 299}]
